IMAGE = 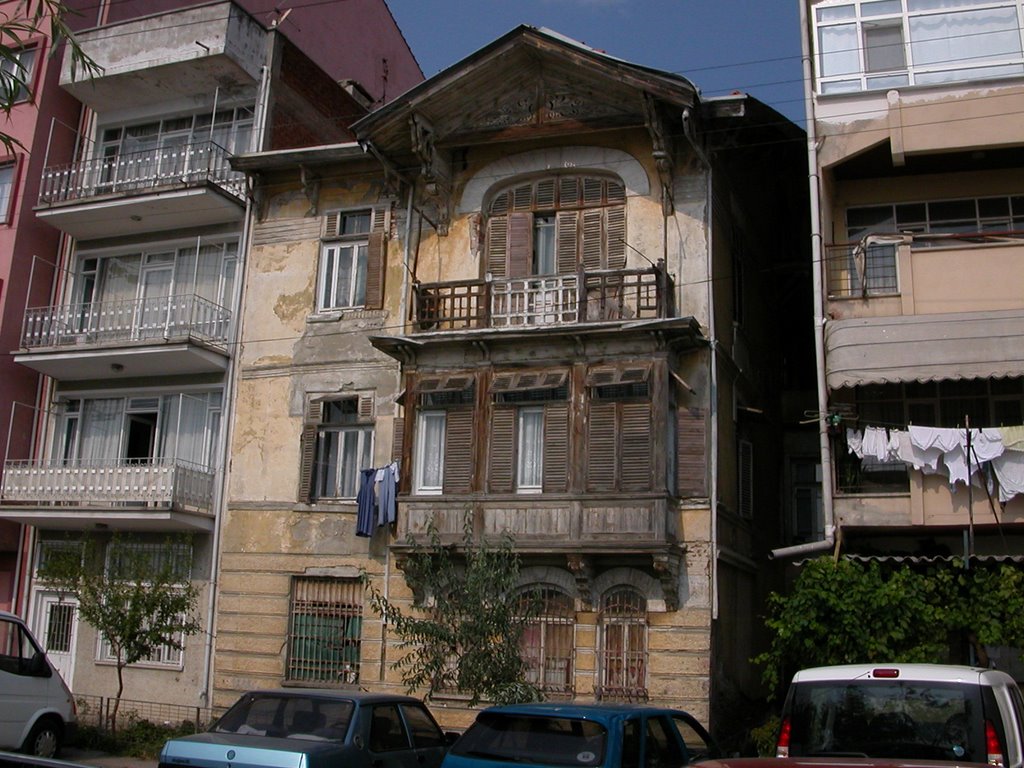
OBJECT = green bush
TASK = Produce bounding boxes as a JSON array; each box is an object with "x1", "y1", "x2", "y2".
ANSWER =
[
  {"x1": 73, "y1": 718, "x2": 202, "y2": 759},
  {"x1": 749, "y1": 715, "x2": 781, "y2": 757}
]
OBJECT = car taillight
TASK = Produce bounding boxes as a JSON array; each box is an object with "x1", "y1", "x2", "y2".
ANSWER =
[
  {"x1": 986, "y1": 719, "x2": 1005, "y2": 767},
  {"x1": 776, "y1": 716, "x2": 791, "y2": 758}
]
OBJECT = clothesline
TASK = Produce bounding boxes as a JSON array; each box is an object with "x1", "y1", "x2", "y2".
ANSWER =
[{"x1": 845, "y1": 424, "x2": 1024, "y2": 503}]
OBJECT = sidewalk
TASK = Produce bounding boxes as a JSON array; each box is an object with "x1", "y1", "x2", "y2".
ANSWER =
[{"x1": 61, "y1": 747, "x2": 157, "y2": 768}]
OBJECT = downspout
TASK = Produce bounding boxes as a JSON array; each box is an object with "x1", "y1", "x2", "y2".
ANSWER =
[
  {"x1": 201, "y1": 60, "x2": 270, "y2": 707},
  {"x1": 681, "y1": 107, "x2": 718, "y2": 620},
  {"x1": 770, "y1": 1, "x2": 836, "y2": 561}
]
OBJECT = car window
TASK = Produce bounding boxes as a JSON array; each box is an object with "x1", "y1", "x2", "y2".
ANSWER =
[
  {"x1": 789, "y1": 680, "x2": 985, "y2": 762},
  {"x1": 212, "y1": 694, "x2": 353, "y2": 741},
  {"x1": 370, "y1": 704, "x2": 412, "y2": 752},
  {"x1": 671, "y1": 714, "x2": 714, "y2": 761},
  {"x1": 623, "y1": 718, "x2": 641, "y2": 768},
  {"x1": 0, "y1": 617, "x2": 40, "y2": 677},
  {"x1": 645, "y1": 716, "x2": 686, "y2": 768},
  {"x1": 401, "y1": 703, "x2": 445, "y2": 748},
  {"x1": 451, "y1": 713, "x2": 606, "y2": 767}
]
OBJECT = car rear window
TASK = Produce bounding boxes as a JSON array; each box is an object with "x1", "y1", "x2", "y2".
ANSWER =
[
  {"x1": 451, "y1": 713, "x2": 606, "y2": 767},
  {"x1": 212, "y1": 693, "x2": 354, "y2": 741},
  {"x1": 787, "y1": 680, "x2": 986, "y2": 762}
]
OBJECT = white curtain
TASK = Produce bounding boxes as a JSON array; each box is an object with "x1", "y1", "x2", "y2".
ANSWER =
[
  {"x1": 159, "y1": 393, "x2": 213, "y2": 466},
  {"x1": 418, "y1": 412, "x2": 445, "y2": 490},
  {"x1": 79, "y1": 399, "x2": 124, "y2": 463},
  {"x1": 517, "y1": 408, "x2": 544, "y2": 488},
  {"x1": 910, "y1": 6, "x2": 1022, "y2": 68}
]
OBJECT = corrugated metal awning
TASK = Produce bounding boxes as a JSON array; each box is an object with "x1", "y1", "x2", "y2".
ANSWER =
[
  {"x1": 795, "y1": 553, "x2": 1024, "y2": 566},
  {"x1": 825, "y1": 309, "x2": 1024, "y2": 389}
]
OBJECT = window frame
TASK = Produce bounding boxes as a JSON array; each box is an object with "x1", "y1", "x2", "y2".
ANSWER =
[
  {"x1": 596, "y1": 587, "x2": 649, "y2": 703},
  {"x1": 286, "y1": 576, "x2": 363, "y2": 685},
  {"x1": 414, "y1": 410, "x2": 446, "y2": 495},
  {"x1": 312, "y1": 397, "x2": 374, "y2": 501},
  {"x1": 0, "y1": 45, "x2": 39, "y2": 104},
  {"x1": 317, "y1": 208, "x2": 386, "y2": 313},
  {"x1": 0, "y1": 160, "x2": 18, "y2": 225},
  {"x1": 813, "y1": 0, "x2": 1024, "y2": 93},
  {"x1": 518, "y1": 588, "x2": 576, "y2": 698}
]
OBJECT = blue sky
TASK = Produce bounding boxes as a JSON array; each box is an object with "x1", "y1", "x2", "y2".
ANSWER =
[{"x1": 386, "y1": 0, "x2": 806, "y2": 125}]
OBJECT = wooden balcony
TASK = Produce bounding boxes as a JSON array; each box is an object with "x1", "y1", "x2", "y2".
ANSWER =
[
  {"x1": 0, "y1": 458, "x2": 216, "y2": 532},
  {"x1": 412, "y1": 265, "x2": 674, "y2": 333}
]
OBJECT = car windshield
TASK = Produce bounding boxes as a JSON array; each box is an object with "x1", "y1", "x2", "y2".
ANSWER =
[
  {"x1": 212, "y1": 693, "x2": 354, "y2": 742},
  {"x1": 451, "y1": 713, "x2": 606, "y2": 767},
  {"x1": 789, "y1": 680, "x2": 986, "y2": 762}
]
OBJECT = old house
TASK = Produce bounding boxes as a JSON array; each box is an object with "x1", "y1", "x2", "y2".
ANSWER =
[{"x1": 221, "y1": 26, "x2": 808, "y2": 729}]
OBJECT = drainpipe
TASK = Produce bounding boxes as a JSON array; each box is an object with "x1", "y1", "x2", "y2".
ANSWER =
[
  {"x1": 681, "y1": 107, "x2": 718, "y2": 620},
  {"x1": 770, "y1": 0, "x2": 835, "y2": 562}
]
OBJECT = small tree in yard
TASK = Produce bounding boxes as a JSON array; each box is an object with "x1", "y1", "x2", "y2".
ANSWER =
[
  {"x1": 38, "y1": 535, "x2": 201, "y2": 732},
  {"x1": 755, "y1": 556, "x2": 1024, "y2": 696},
  {"x1": 366, "y1": 516, "x2": 541, "y2": 706}
]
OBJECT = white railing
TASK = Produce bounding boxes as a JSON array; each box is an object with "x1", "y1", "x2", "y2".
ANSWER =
[
  {"x1": 492, "y1": 275, "x2": 580, "y2": 327},
  {"x1": 21, "y1": 294, "x2": 231, "y2": 350},
  {"x1": 0, "y1": 458, "x2": 214, "y2": 512},
  {"x1": 38, "y1": 140, "x2": 245, "y2": 204}
]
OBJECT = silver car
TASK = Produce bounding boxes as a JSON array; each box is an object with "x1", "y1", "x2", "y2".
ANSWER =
[{"x1": 159, "y1": 689, "x2": 453, "y2": 768}]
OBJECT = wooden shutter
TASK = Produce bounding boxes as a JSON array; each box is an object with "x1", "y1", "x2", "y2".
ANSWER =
[
  {"x1": 606, "y1": 206, "x2": 626, "y2": 270},
  {"x1": 391, "y1": 416, "x2": 405, "y2": 463},
  {"x1": 542, "y1": 402, "x2": 569, "y2": 493},
  {"x1": 581, "y1": 209, "x2": 604, "y2": 271},
  {"x1": 507, "y1": 212, "x2": 532, "y2": 278},
  {"x1": 676, "y1": 407, "x2": 707, "y2": 497},
  {"x1": 298, "y1": 401, "x2": 323, "y2": 502},
  {"x1": 488, "y1": 407, "x2": 515, "y2": 493},
  {"x1": 486, "y1": 216, "x2": 508, "y2": 277},
  {"x1": 442, "y1": 409, "x2": 473, "y2": 494},
  {"x1": 586, "y1": 401, "x2": 617, "y2": 492},
  {"x1": 620, "y1": 402, "x2": 652, "y2": 491},
  {"x1": 555, "y1": 210, "x2": 579, "y2": 274},
  {"x1": 363, "y1": 232, "x2": 386, "y2": 309}
]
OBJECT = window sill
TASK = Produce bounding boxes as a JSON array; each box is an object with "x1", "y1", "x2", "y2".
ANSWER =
[{"x1": 307, "y1": 308, "x2": 387, "y2": 324}]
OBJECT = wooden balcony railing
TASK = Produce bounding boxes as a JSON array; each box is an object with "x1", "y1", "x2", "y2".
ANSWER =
[
  {"x1": 21, "y1": 294, "x2": 231, "y2": 350},
  {"x1": 412, "y1": 264, "x2": 674, "y2": 332},
  {"x1": 0, "y1": 458, "x2": 214, "y2": 512},
  {"x1": 38, "y1": 140, "x2": 244, "y2": 205}
]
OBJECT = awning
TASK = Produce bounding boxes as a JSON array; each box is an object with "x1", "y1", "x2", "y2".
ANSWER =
[{"x1": 825, "y1": 309, "x2": 1024, "y2": 389}]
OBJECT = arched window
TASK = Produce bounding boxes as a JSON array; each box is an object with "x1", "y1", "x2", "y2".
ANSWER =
[
  {"x1": 597, "y1": 587, "x2": 648, "y2": 702},
  {"x1": 518, "y1": 587, "x2": 575, "y2": 698},
  {"x1": 484, "y1": 175, "x2": 626, "y2": 279}
]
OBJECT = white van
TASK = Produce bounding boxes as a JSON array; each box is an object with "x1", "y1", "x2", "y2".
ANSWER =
[
  {"x1": 776, "y1": 664, "x2": 1024, "y2": 768},
  {"x1": 0, "y1": 609, "x2": 77, "y2": 758}
]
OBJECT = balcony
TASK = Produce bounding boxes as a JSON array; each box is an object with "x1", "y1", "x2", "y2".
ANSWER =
[
  {"x1": 0, "y1": 458, "x2": 216, "y2": 532},
  {"x1": 396, "y1": 496, "x2": 678, "y2": 554},
  {"x1": 412, "y1": 265, "x2": 674, "y2": 333},
  {"x1": 16, "y1": 294, "x2": 231, "y2": 380},
  {"x1": 36, "y1": 141, "x2": 245, "y2": 240}
]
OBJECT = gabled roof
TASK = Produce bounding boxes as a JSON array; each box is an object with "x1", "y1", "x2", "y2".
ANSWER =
[{"x1": 351, "y1": 25, "x2": 700, "y2": 157}]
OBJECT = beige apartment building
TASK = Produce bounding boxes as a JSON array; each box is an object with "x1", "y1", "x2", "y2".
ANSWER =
[
  {"x1": 217, "y1": 26, "x2": 809, "y2": 732},
  {"x1": 798, "y1": 0, "x2": 1024, "y2": 670}
]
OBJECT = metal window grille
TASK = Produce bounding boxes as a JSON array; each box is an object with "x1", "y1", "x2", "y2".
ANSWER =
[
  {"x1": 597, "y1": 587, "x2": 648, "y2": 702},
  {"x1": 518, "y1": 589, "x2": 575, "y2": 698},
  {"x1": 106, "y1": 541, "x2": 193, "y2": 583},
  {"x1": 45, "y1": 603, "x2": 75, "y2": 654},
  {"x1": 99, "y1": 623, "x2": 185, "y2": 666},
  {"x1": 287, "y1": 577, "x2": 363, "y2": 685}
]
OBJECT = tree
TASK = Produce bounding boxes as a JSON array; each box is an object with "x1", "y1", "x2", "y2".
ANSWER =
[
  {"x1": 366, "y1": 516, "x2": 541, "y2": 706},
  {"x1": 755, "y1": 556, "x2": 1024, "y2": 696},
  {"x1": 0, "y1": 0, "x2": 101, "y2": 148},
  {"x1": 37, "y1": 534, "x2": 202, "y2": 732}
]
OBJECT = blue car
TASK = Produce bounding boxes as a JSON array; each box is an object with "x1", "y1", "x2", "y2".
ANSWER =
[
  {"x1": 442, "y1": 703, "x2": 719, "y2": 768},
  {"x1": 159, "y1": 689, "x2": 454, "y2": 768}
]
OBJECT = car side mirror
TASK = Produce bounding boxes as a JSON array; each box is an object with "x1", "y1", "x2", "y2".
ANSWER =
[{"x1": 28, "y1": 652, "x2": 52, "y2": 678}]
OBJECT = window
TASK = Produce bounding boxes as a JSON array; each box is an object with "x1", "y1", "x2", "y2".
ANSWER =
[
  {"x1": 318, "y1": 209, "x2": 386, "y2": 311},
  {"x1": 489, "y1": 371, "x2": 569, "y2": 494},
  {"x1": 586, "y1": 366, "x2": 653, "y2": 492},
  {"x1": 286, "y1": 576, "x2": 362, "y2": 684},
  {"x1": 0, "y1": 163, "x2": 15, "y2": 223},
  {"x1": 412, "y1": 376, "x2": 475, "y2": 495},
  {"x1": 814, "y1": 0, "x2": 1024, "y2": 93},
  {"x1": 0, "y1": 47, "x2": 37, "y2": 103},
  {"x1": 0, "y1": 617, "x2": 42, "y2": 676},
  {"x1": 313, "y1": 399, "x2": 373, "y2": 499},
  {"x1": 518, "y1": 588, "x2": 575, "y2": 698},
  {"x1": 597, "y1": 587, "x2": 648, "y2": 702}
]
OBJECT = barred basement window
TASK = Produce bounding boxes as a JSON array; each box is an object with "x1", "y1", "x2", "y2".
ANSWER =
[
  {"x1": 287, "y1": 577, "x2": 363, "y2": 684},
  {"x1": 597, "y1": 587, "x2": 648, "y2": 702},
  {"x1": 518, "y1": 588, "x2": 575, "y2": 698}
]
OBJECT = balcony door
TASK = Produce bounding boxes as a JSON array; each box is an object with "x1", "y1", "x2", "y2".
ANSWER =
[{"x1": 135, "y1": 253, "x2": 175, "y2": 339}]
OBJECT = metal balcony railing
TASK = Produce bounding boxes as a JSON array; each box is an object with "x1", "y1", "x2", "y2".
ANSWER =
[
  {"x1": 38, "y1": 140, "x2": 245, "y2": 205},
  {"x1": 0, "y1": 458, "x2": 215, "y2": 512},
  {"x1": 412, "y1": 264, "x2": 674, "y2": 332},
  {"x1": 21, "y1": 294, "x2": 231, "y2": 350}
]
